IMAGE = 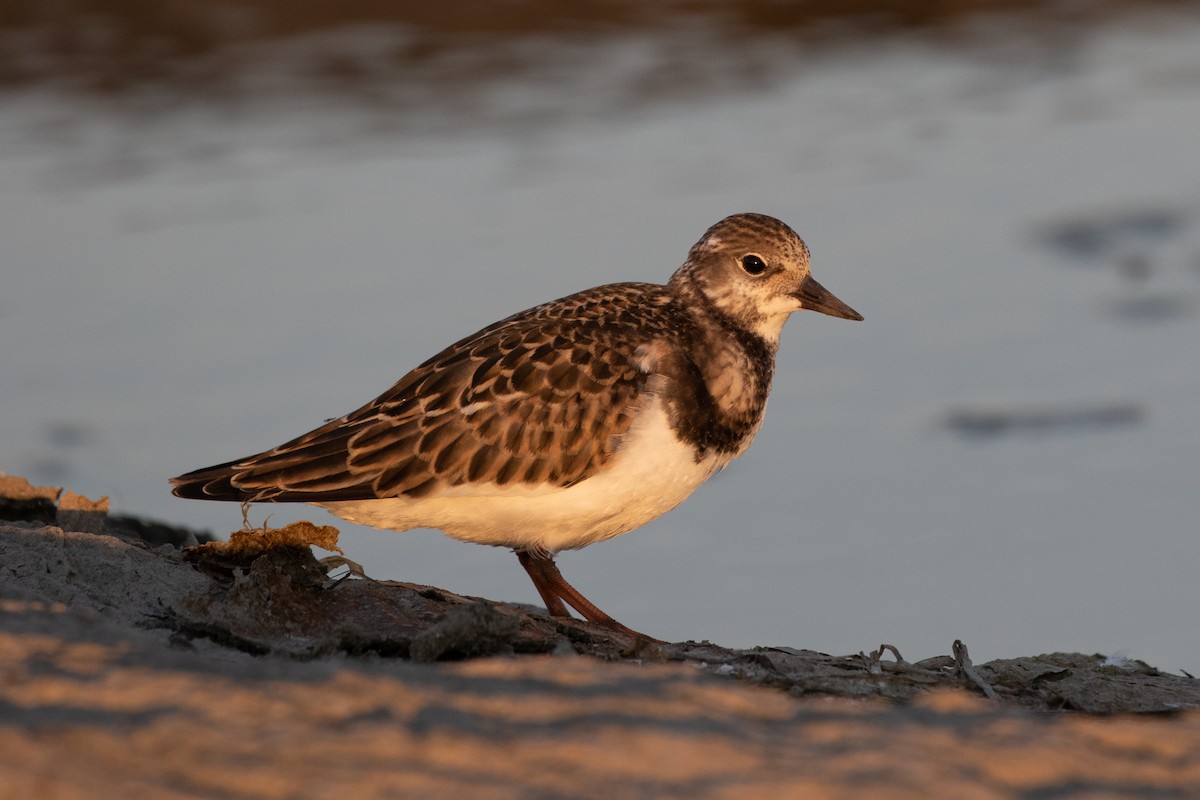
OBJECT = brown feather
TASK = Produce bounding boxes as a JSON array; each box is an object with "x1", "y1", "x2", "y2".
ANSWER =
[{"x1": 170, "y1": 213, "x2": 852, "y2": 506}]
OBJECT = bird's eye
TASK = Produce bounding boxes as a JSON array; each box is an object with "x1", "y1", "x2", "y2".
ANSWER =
[{"x1": 741, "y1": 254, "x2": 767, "y2": 275}]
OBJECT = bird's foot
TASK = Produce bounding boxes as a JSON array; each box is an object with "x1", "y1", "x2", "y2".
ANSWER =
[{"x1": 516, "y1": 550, "x2": 663, "y2": 643}]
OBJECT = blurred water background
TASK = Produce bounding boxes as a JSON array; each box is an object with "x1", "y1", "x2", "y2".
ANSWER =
[{"x1": 2, "y1": 1, "x2": 1198, "y2": 673}]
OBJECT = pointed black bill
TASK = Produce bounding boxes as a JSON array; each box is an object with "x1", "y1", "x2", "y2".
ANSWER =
[{"x1": 794, "y1": 274, "x2": 863, "y2": 321}]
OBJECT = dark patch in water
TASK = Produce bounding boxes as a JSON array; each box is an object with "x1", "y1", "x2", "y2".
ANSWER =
[
  {"x1": 942, "y1": 402, "x2": 1143, "y2": 440},
  {"x1": 1106, "y1": 294, "x2": 1197, "y2": 322},
  {"x1": 44, "y1": 420, "x2": 93, "y2": 449},
  {"x1": 1036, "y1": 208, "x2": 1186, "y2": 262}
]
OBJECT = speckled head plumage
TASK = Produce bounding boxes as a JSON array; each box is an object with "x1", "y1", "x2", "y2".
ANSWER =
[
  {"x1": 670, "y1": 213, "x2": 861, "y2": 344},
  {"x1": 171, "y1": 213, "x2": 862, "y2": 638}
]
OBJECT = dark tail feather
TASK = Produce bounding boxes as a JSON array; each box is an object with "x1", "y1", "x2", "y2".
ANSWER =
[
  {"x1": 170, "y1": 461, "x2": 250, "y2": 501},
  {"x1": 171, "y1": 461, "x2": 380, "y2": 503}
]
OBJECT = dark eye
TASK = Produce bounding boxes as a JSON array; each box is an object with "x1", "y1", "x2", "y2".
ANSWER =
[{"x1": 741, "y1": 254, "x2": 767, "y2": 275}]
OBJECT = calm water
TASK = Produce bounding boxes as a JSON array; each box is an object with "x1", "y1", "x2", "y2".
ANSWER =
[{"x1": 3, "y1": 10, "x2": 1198, "y2": 673}]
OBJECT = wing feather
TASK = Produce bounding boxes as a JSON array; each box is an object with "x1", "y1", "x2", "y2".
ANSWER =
[{"x1": 171, "y1": 283, "x2": 674, "y2": 502}]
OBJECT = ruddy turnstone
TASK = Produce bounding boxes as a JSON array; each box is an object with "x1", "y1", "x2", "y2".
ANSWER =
[{"x1": 172, "y1": 213, "x2": 862, "y2": 637}]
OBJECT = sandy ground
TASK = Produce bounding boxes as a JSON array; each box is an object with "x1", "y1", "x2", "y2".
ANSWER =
[{"x1": 2, "y1": 478, "x2": 1199, "y2": 798}]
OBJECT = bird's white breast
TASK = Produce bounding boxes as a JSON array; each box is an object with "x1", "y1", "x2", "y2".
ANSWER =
[{"x1": 320, "y1": 393, "x2": 730, "y2": 553}]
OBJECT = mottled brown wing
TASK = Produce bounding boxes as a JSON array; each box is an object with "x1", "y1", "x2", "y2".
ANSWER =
[{"x1": 171, "y1": 283, "x2": 675, "y2": 502}]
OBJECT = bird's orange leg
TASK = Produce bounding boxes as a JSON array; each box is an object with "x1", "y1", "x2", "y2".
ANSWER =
[{"x1": 516, "y1": 550, "x2": 655, "y2": 640}]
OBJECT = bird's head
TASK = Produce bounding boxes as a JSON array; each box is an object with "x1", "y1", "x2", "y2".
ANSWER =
[{"x1": 670, "y1": 213, "x2": 862, "y2": 343}]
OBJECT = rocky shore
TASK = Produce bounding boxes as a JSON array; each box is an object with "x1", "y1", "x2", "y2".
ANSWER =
[{"x1": 2, "y1": 474, "x2": 1198, "y2": 798}]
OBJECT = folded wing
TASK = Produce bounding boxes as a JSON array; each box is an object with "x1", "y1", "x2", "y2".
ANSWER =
[{"x1": 171, "y1": 283, "x2": 671, "y2": 503}]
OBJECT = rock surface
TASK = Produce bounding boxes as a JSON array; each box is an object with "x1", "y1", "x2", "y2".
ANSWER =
[{"x1": 2, "y1": 475, "x2": 1199, "y2": 797}]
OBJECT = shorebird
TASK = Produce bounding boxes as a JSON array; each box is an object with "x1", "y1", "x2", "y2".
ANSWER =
[{"x1": 172, "y1": 213, "x2": 862, "y2": 637}]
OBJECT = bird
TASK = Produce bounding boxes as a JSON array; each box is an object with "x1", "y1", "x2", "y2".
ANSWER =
[{"x1": 171, "y1": 213, "x2": 862, "y2": 638}]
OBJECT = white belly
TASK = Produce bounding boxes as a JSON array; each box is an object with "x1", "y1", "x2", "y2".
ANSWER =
[{"x1": 320, "y1": 395, "x2": 731, "y2": 553}]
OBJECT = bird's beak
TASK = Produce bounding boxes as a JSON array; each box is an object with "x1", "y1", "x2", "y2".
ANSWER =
[{"x1": 794, "y1": 274, "x2": 863, "y2": 321}]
